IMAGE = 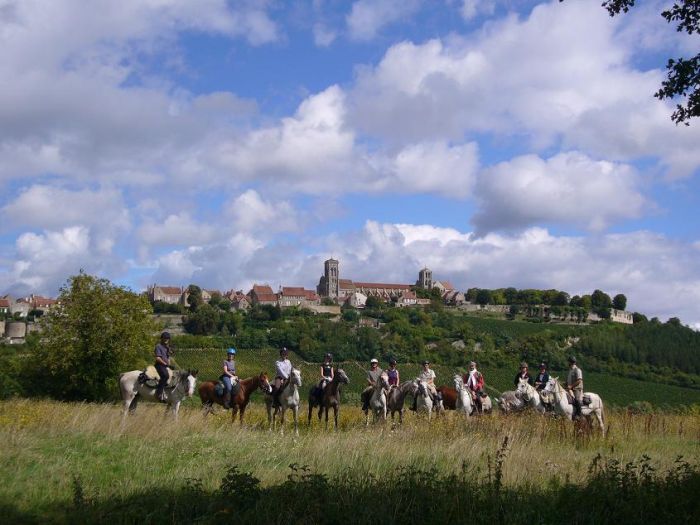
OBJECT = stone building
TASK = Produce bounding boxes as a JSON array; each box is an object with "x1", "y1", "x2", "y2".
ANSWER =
[
  {"x1": 248, "y1": 284, "x2": 278, "y2": 306},
  {"x1": 147, "y1": 285, "x2": 184, "y2": 304},
  {"x1": 416, "y1": 267, "x2": 433, "y2": 290},
  {"x1": 316, "y1": 258, "x2": 340, "y2": 299}
]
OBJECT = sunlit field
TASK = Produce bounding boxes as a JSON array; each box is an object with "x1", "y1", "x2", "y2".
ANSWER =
[{"x1": 1, "y1": 398, "x2": 698, "y2": 523}]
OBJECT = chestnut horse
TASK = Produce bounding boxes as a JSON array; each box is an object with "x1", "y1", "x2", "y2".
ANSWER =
[
  {"x1": 199, "y1": 372, "x2": 271, "y2": 425},
  {"x1": 436, "y1": 385, "x2": 458, "y2": 410}
]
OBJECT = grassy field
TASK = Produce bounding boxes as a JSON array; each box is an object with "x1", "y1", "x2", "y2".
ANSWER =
[
  {"x1": 0, "y1": 398, "x2": 698, "y2": 523},
  {"x1": 173, "y1": 348, "x2": 700, "y2": 408}
]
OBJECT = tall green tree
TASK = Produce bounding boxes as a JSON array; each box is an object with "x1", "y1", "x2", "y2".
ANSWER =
[
  {"x1": 186, "y1": 284, "x2": 203, "y2": 311},
  {"x1": 37, "y1": 272, "x2": 156, "y2": 401},
  {"x1": 613, "y1": 293, "x2": 628, "y2": 310}
]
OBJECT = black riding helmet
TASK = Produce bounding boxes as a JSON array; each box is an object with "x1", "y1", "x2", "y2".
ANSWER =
[
  {"x1": 324, "y1": 353, "x2": 333, "y2": 361},
  {"x1": 280, "y1": 347, "x2": 289, "y2": 356},
  {"x1": 161, "y1": 331, "x2": 171, "y2": 341},
  {"x1": 389, "y1": 358, "x2": 397, "y2": 365}
]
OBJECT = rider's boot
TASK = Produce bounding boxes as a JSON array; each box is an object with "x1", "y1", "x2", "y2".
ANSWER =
[{"x1": 223, "y1": 392, "x2": 231, "y2": 409}]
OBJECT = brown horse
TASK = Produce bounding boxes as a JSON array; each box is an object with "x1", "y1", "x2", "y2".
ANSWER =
[
  {"x1": 307, "y1": 368, "x2": 349, "y2": 430},
  {"x1": 199, "y1": 372, "x2": 271, "y2": 425},
  {"x1": 437, "y1": 385, "x2": 457, "y2": 410}
]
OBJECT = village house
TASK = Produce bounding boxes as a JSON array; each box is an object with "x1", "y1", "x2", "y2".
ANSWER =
[
  {"x1": 248, "y1": 284, "x2": 278, "y2": 306},
  {"x1": 0, "y1": 297, "x2": 10, "y2": 315}
]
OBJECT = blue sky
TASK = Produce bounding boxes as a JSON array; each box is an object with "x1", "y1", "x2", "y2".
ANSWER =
[{"x1": 0, "y1": 0, "x2": 699, "y2": 326}]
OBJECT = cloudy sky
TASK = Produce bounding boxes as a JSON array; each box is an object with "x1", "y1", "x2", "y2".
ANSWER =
[{"x1": 0, "y1": 0, "x2": 698, "y2": 326}]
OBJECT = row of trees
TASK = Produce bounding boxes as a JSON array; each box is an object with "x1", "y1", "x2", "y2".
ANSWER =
[{"x1": 466, "y1": 287, "x2": 627, "y2": 311}]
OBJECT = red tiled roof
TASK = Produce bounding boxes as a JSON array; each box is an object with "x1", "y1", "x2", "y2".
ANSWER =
[
  {"x1": 282, "y1": 286, "x2": 306, "y2": 296},
  {"x1": 354, "y1": 282, "x2": 412, "y2": 290},
  {"x1": 304, "y1": 290, "x2": 319, "y2": 300},
  {"x1": 255, "y1": 293, "x2": 278, "y2": 303},
  {"x1": 440, "y1": 281, "x2": 455, "y2": 291},
  {"x1": 0, "y1": 299, "x2": 10, "y2": 308},
  {"x1": 252, "y1": 284, "x2": 274, "y2": 295},
  {"x1": 339, "y1": 279, "x2": 354, "y2": 288},
  {"x1": 401, "y1": 291, "x2": 416, "y2": 299}
]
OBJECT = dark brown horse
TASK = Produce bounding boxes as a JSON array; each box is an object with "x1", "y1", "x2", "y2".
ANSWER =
[
  {"x1": 437, "y1": 385, "x2": 457, "y2": 410},
  {"x1": 307, "y1": 368, "x2": 349, "y2": 430},
  {"x1": 199, "y1": 372, "x2": 271, "y2": 425}
]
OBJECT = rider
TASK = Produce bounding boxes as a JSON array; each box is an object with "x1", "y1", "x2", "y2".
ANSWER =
[
  {"x1": 386, "y1": 358, "x2": 400, "y2": 390},
  {"x1": 361, "y1": 358, "x2": 383, "y2": 411},
  {"x1": 319, "y1": 353, "x2": 334, "y2": 390},
  {"x1": 221, "y1": 348, "x2": 238, "y2": 409},
  {"x1": 567, "y1": 356, "x2": 583, "y2": 419},
  {"x1": 273, "y1": 347, "x2": 293, "y2": 407},
  {"x1": 154, "y1": 331, "x2": 172, "y2": 402},
  {"x1": 533, "y1": 362, "x2": 550, "y2": 391},
  {"x1": 465, "y1": 361, "x2": 485, "y2": 413},
  {"x1": 513, "y1": 361, "x2": 533, "y2": 387},
  {"x1": 412, "y1": 360, "x2": 437, "y2": 411}
]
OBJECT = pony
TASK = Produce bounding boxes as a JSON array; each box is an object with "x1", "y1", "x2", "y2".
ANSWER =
[
  {"x1": 364, "y1": 371, "x2": 390, "y2": 425},
  {"x1": 544, "y1": 377, "x2": 605, "y2": 436},
  {"x1": 515, "y1": 378, "x2": 546, "y2": 414},
  {"x1": 452, "y1": 374, "x2": 473, "y2": 418},
  {"x1": 265, "y1": 368, "x2": 302, "y2": 436},
  {"x1": 199, "y1": 372, "x2": 271, "y2": 425},
  {"x1": 119, "y1": 368, "x2": 198, "y2": 419},
  {"x1": 496, "y1": 390, "x2": 525, "y2": 414},
  {"x1": 307, "y1": 368, "x2": 350, "y2": 431},
  {"x1": 387, "y1": 380, "x2": 418, "y2": 425},
  {"x1": 413, "y1": 379, "x2": 437, "y2": 421}
]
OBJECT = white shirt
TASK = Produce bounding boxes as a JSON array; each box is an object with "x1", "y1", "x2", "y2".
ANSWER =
[
  {"x1": 467, "y1": 370, "x2": 479, "y2": 389},
  {"x1": 276, "y1": 358, "x2": 292, "y2": 379},
  {"x1": 419, "y1": 368, "x2": 436, "y2": 383}
]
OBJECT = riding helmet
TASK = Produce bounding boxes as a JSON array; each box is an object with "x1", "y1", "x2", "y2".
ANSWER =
[
  {"x1": 280, "y1": 347, "x2": 289, "y2": 355},
  {"x1": 370, "y1": 358, "x2": 379, "y2": 364},
  {"x1": 568, "y1": 355, "x2": 577, "y2": 363},
  {"x1": 325, "y1": 353, "x2": 333, "y2": 360},
  {"x1": 539, "y1": 362, "x2": 546, "y2": 369},
  {"x1": 227, "y1": 348, "x2": 237, "y2": 355},
  {"x1": 422, "y1": 360, "x2": 430, "y2": 365},
  {"x1": 161, "y1": 331, "x2": 171, "y2": 341},
  {"x1": 389, "y1": 358, "x2": 397, "y2": 365}
]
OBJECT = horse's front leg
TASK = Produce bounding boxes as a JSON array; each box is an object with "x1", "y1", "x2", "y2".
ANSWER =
[
  {"x1": 333, "y1": 405, "x2": 339, "y2": 431},
  {"x1": 266, "y1": 401, "x2": 274, "y2": 431},
  {"x1": 293, "y1": 406, "x2": 299, "y2": 437},
  {"x1": 279, "y1": 408, "x2": 285, "y2": 436},
  {"x1": 172, "y1": 400, "x2": 181, "y2": 420},
  {"x1": 308, "y1": 402, "x2": 314, "y2": 426}
]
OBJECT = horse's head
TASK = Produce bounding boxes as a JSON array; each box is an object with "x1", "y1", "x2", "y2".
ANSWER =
[
  {"x1": 378, "y1": 371, "x2": 390, "y2": 389},
  {"x1": 184, "y1": 369, "x2": 198, "y2": 397},
  {"x1": 290, "y1": 368, "x2": 302, "y2": 387},
  {"x1": 543, "y1": 377, "x2": 557, "y2": 393},
  {"x1": 453, "y1": 374, "x2": 464, "y2": 390},
  {"x1": 259, "y1": 372, "x2": 272, "y2": 393},
  {"x1": 336, "y1": 368, "x2": 349, "y2": 384},
  {"x1": 416, "y1": 379, "x2": 428, "y2": 397}
]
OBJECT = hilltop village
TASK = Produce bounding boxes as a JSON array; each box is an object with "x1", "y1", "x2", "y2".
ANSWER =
[{"x1": 0, "y1": 258, "x2": 633, "y2": 344}]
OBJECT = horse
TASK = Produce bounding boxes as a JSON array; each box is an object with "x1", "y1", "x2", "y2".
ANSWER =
[
  {"x1": 364, "y1": 372, "x2": 390, "y2": 425},
  {"x1": 452, "y1": 375, "x2": 473, "y2": 418},
  {"x1": 413, "y1": 379, "x2": 436, "y2": 421},
  {"x1": 119, "y1": 368, "x2": 198, "y2": 419},
  {"x1": 265, "y1": 368, "x2": 302, "y2": 436},
  {"x1": 199, "y1": 372, "x2": 271, "y2": 425},
  {"x1": 307, "y1": 368, "x2": 350, "y2": 430},
  {"x1": 436, "y1": 385, "x2": 457, "y2": 410},
  {"x1": 515, "y1": 378, "x2": 546, "y2": 414},
  {"x1": 496, "y1": 390, "x2": 525, "y2": 413},
  {"x1": 387, "y1": 380, "x2": 418, "y2": 424},
  {"x1": 544, "y1": 377, "x2": 605, "y2": 436}
]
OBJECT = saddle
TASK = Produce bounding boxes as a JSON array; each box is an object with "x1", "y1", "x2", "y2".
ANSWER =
[
  {"x1": 565, "y1": 391, "x2": 591, "y2": 406},
  {"x1": 138, "y1": 365, "x2": 176, "y2": 389},
  {"x1": 215, "y1": 377, "x2": 240, "y2": 399}
]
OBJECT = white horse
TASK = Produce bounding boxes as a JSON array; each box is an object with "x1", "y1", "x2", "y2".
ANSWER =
[
  {"x1": 266, "y1": 368, "x2": 302, "y2": 436},
  {"x1": 515, "y1": 378, "x2": 546, "y2": 414},
  {"x1": 119, "y1": 368, "x2": 198, "y2": 420},
  {"x1": 496, "y1": 390, "x2": 525, "y2": 413},
  {"x1": 414, "y1": 379, "x2": 436, "y2": 421},
  {"x1": 453, "y1": 375, "x2": 473, "y2": 418},
  {"x1": 365, "y1": 372, "x2": 390, "y2": 425},
  {"x1": 544, "y1": 377, "x2": 605, "y2": 436}
]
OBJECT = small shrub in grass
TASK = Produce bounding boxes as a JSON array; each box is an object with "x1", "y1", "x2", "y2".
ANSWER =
[{"x1": 219, "y1": 465, "x2": 261, "y2": 509}]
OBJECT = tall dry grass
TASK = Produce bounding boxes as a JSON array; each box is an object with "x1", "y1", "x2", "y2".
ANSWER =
[{"x1": 0, "y1": 398, "x2": 698, "y2": 516}]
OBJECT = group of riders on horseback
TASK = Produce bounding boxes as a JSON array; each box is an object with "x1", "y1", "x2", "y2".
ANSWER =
[{"x1": 149, "y1": 331, "x2": 588, "y2": 420}]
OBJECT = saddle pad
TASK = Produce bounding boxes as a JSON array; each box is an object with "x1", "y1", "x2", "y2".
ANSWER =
[
  {"x1": 142, "y1": 366, "x2": 176, "y2": 387},
  {"x1": 566, "y1": 392, "x2": 592, "y2": 406}
]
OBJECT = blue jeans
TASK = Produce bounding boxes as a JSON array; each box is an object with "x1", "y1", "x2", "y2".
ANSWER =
[
  {"x1": 223, "y1": 376, "x2": 233, "y2": 393},
  {"x1": 155, "y1": 364, "x2": 169, "y2": 397}
]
